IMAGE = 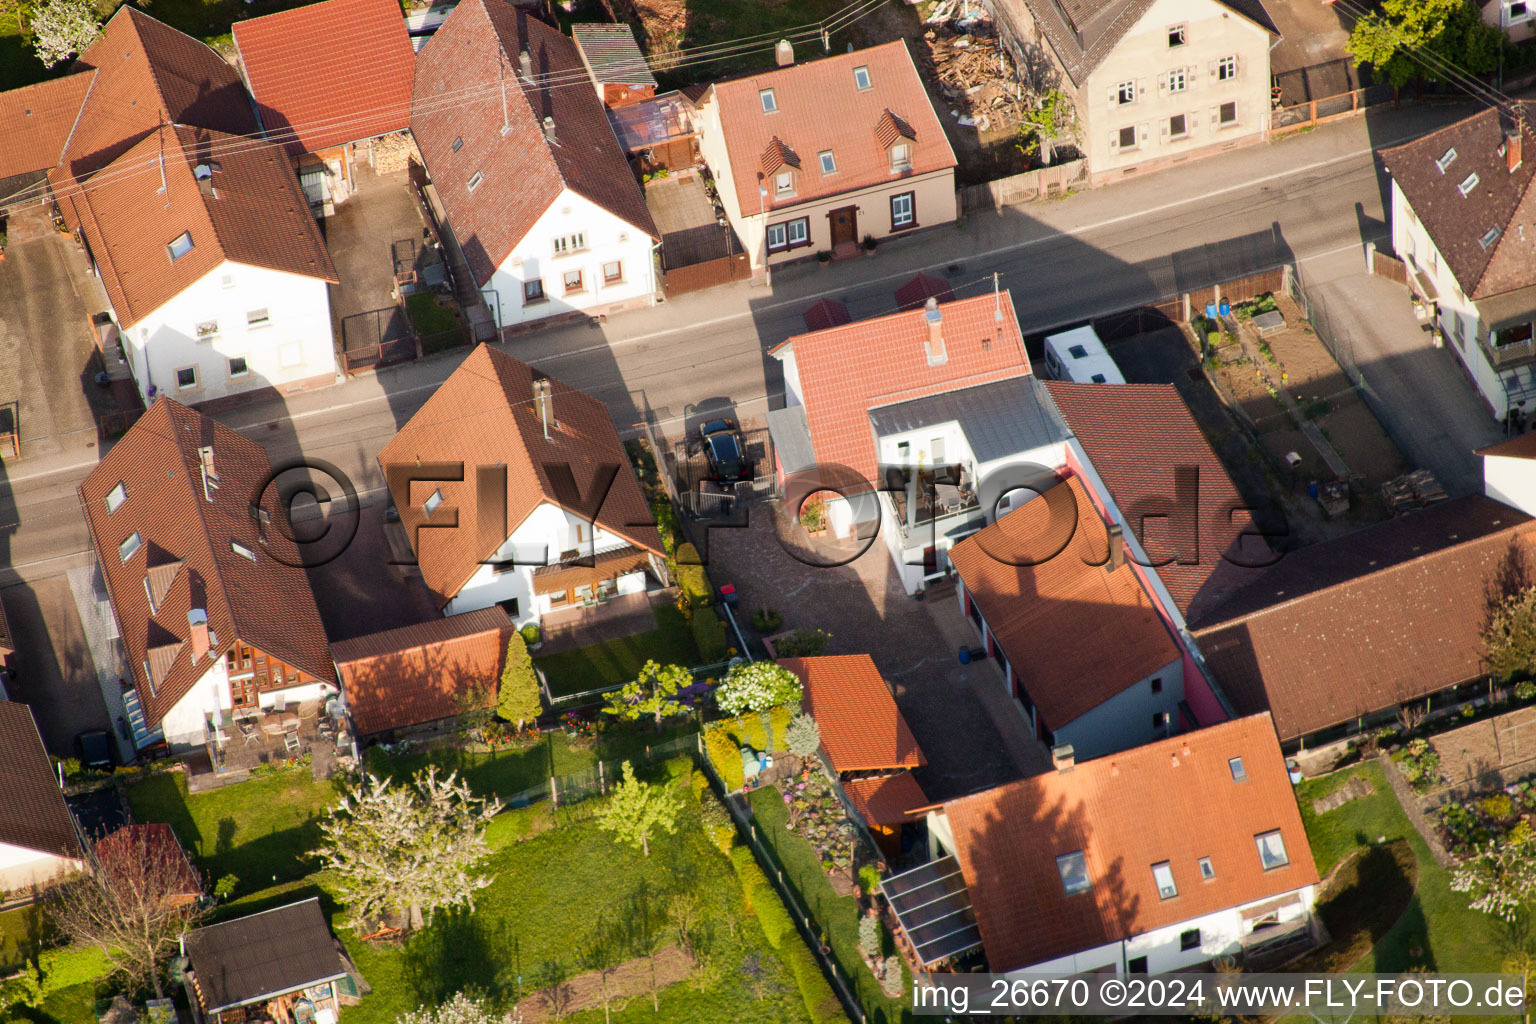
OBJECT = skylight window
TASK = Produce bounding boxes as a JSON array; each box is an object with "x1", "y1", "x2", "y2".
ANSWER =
[
  {"x1": 424, "y1": 489, "x2": 445, "y2": 516},
  {"x1": 231, "y1": 540, "x2": 257, "y2": 562},
  {"x1": 467, "y1": 171, "x2": 484, "y2": 193},
  {"x1": 760, "y1": 88, "x2": 778, "y2": 113},
  {"x1": 166, "y1": 232, "x2": 194, "y2": 261},
  {"x1": 119, "y1": 531, "x2": 142, "y2": 563},
  {"x1": 452, "y1": 136, "x2": 464, "y2": 152},
  {"x1": 1481, "y1": 226, "x2": 1502, "y2": 250},
  {"x1": 1056, "y1": 851, "x2": 1090, "y2": 895},
  {"x1": 1255, "y1": 830, "x2": 1289, "y2": 870},
  {"x1": 1228, "y1": 756, "x2": 1247, "y2": 781},
  {"x1": 1436, "y1": 147, "x2": 1458, "y2": 173},
  {"x1": 1459, "y1": 172, "x2": 1480, "y2": 197},
  {"x1": 1198, "y1": 856, "x2": 1215, "y2": 880},
  {"x1": 106, "y1": 482, "x2": 127, "y2": 514},
  {"x1": 1068, "y1": 344, "x2": 1088, "y2": 359},
  {"x1": 1152, "y1": 861, "x2": 1178, "y2": 900},
  {"x1": 853, "y1": 65, "x2": 871, "y2": 90},
  {"x1": 819, "y1": 150, "x2": 837, "y2": 174}
]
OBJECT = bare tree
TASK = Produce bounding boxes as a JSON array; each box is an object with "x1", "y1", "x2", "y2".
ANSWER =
[
  {"x1": 317, "y1": 768, "x2": 501, "y2": 932},
  {"x1": 50, "y1": 829, "x2": 205, "y2": 999}
]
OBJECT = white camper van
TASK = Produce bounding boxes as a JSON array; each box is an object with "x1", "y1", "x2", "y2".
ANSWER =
[{"x1": 1043, "y1": 325, "x2": 1125, "y2": 384}]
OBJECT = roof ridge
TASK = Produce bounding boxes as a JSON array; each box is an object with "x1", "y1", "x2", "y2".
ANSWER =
[
  {"x1": 865, "y1": 368, "x2": 1032, "y2": 409},
  {"x1": 1196, "y1": 503, "x2": 1533, "y2": 630}
]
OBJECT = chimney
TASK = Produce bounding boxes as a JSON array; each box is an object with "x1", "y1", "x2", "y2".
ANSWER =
[
  {"x1": 1106, "y1": 521, "x2": 1124, "y2": 572},
  {"x1": 1509, "y1": 131, "x2": 1523, "y2": 174},
  {"x1": 519, "y1": 47, "x2": 532, "y2": 81},
  {"x1": 775, "y1": 38, "x2": 794, "y2": 66},
  {"x1": 187, "y1": 608, "x2": 210, "y2": 661},
  {"x1": 923, "y1": 297, "x2": 947, "y2": 366},
  {"x1": 1051, "y1": 743, "x2": 1075, "y2": 772},
  {"x1": 193, "y1": 161, "x2": 220, "y2": 197},
  {"x1": 543, "y1": 115, "x2": 557, "y2": 145},
  {"x1": 198, "y1": 445, "x2": 219, "y2": 501},
  {"x1": 532, "y1": 376, "x2": 553, "y2": 440}
]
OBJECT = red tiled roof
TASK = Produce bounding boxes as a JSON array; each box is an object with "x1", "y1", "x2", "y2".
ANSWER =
[
  {"x1": 0, "y1": 72, "x2": 94, "y2": 179},
  {"x1": 378, "y1": 345, "x2": 664, "y2": 607},
  {"x1": 95, "y1": 824, "x2": 202, "y2": 899},
  {"x1": 802, "y1": 297, "x2": 850, "y2": 332},
  {"x1": 77, "y1": 399, "x2": 336, "y2": 729},
  {"x1": 1044, "y1": 382, "x2": 1268, "y2": 622},
  {"x1": 60, "y1": 124, "x2": 336, "y2": 328},
  {"x1": 332, "y1": 607, "x2": 510, "y2": 736},
  {"x1": 772, "y1": 291, "x2": 1032, "y2": 483},
  {"x1": 843, "y1": 772, "x2": 928, "y2": 826},
  {"x1": 1193, "y1": 495, "x2": 1536, "y2": 741},
  {"x1": 893, "y1": 272, "x2": 955, "y2": 311},
  {"x1": 784, "y1": 654, "x2": 925, "y2": 772},
  {"x1": 54, "y1": 7, "x2": 257, "y2": 184},
  {"x1": 0, "y1": 701, "x2": 83, "y2": 862},
  {"x1": 1478, "y1": 433, "x2": 1536, "y2": 459},
  {"x1": 944, "y1": 713, "x2": 1317, "y2": 973},
  {"x1": 947, "y1": 476, "x2": 1180, "y2": 728},
  {"x1": 234, "y1": 0, "x2": 415, "y2": 155},
  {"x1": 411, "y1": 0, "x2": 657, "y2": 287},
  {"x1": 707, "y1": 41, "x2": 955, "y2": 214}
]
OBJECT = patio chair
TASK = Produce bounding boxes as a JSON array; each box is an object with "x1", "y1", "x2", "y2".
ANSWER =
[
  {"x1": 284, "y1": 724, "x2": 302, "y2": 753},
  {"x1": 238, "y1": 718, "x2": 259, "y2": 745},
  {"x1": 271, "y1": 693, "x2": 287, "y2": 715}
]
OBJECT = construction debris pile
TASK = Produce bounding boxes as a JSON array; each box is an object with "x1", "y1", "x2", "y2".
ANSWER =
[
  {"x1": 913, "y1": 7, "x2": 1025, "y2": 136},
  {"x1": 1381, "y1": 468, "x2": 1447, "y2": 515}
]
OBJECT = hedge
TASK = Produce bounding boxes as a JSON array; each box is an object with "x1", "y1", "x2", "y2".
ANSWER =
[
  {"x1": 692, "y1": 608, "x2": 731, "y2": 663},
  {"x1": 782, "y1": 939, "x2": 847, "y2": 1024},
  {"x1": 729, "y1": 706, "x2": 794, "y2": 754},
  {"x1": 675, "y1": 543, "x2": 712, "y2": 608},
  {"x1": 37, "y1": 946, "x2": 111, "y2": 993},
  {"x1": 703, "y1": 724, "x2": 745, "y2": 791}
]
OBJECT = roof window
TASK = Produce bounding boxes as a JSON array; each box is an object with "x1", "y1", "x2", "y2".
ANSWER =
[
  {"x1": 167, "y1": 232, "x2": 194, "y2": 261},
  {"x1": 1436, "y1": 147, "x2": 1458, "y2": 173},
  {"x1": 1228, "y1": 756, "x2": 1247, "y2": 781},
  {"x1": 467, "y1": 171, "x2": 483, "y2": 193},
  {"x1": 854, "y1": 65, "x2": 871, "y2": 90},
  {"x1": 119, "y1": 531, "x2": 142, "y2": 563},
  {"x1": 231, "y1": 540, "x2": 257, "y2": 562},
  {"x1": 760, "y1": 88, "x2": 778, "y2": 113},
  {"x1": 424, "y1": 489, "x2": 445, "y2": 516},
  {"x1": 1056, "y1": 851, "x2": 1090, "y2": 895},
  {"x1": 1481, "y1": 226, "x2": 1502, "y2": 250},
  {"x1": 106, "y1": 482, "x2": 127, "y2": 514},
  {"x1": 1459, "y1": 172, "x2": 1480, "y2": 197}
]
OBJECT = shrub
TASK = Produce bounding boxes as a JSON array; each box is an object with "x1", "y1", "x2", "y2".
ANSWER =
[
  {"x1": 698, "y1": 789, "x2": 736, "y2": 855},
  {"x1": 716, "y1": 662, "x2": 803, "y2": 716},
  {"x1": 752, "y1": 608, "x2": 783, "y2": 633},
  {"x1": 1399, "y1": 738, "x2": 1442, "y2": 792},
  {"x1": 519, "y1": 622, "x2": 542, "y2": 645},
  {"x1": 858, "y1": 915, "x2": 880, "y2": 959},
  {"x1": 773, "y1": 627, "x2": 832, "y2": 658},
  {"x1": 1462, "y1": 703, "x2": 1478, "y2": 719},
  {"x1": 675, "y1": 542, "x2": 712, "y2": 608},
  {"x1": 213, "y1": 874, "x2": 238, "y2": 900},
  {"x1": 498, "y1": 632, "x2": 542, "y2": 726},
  {"x1": 1519, "y1": 681, "x2": 1536, "y2": 702},
  {"x1": 786, "y1": 714, "x2": 822, "y2": 759},
  {"x1": 703, "y1": 724, "x2": 744, "y2": 791},
  {"x1": 781, "y1": 940, "x2": 845, "y2": 1024},
  {"x1": 799, "y1": 498, "x2": 826, "y2": 531},
  {"x1": 692, "y1": 608, "x2": 731, "y2": 663},
  {"x1": 1478, "y1": 794, "x2": 1515, "y2": 821},
  {"x1": 652, "y1": 500, "x2": 679, "y2": 555},
  {"x1": 1509, "y1": 820, "x2": 1535, "y2": 846},
  {"x1": 859, "y1": 864, "x2": 882, "y2": 894}
]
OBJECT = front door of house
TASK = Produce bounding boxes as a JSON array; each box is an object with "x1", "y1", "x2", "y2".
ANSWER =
[{"x1": 829, "y1": 206, "x2": 858, "y2": 248}]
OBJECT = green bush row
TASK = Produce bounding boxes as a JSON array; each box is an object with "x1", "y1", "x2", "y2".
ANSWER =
[
  {"x1": 727, "y1": 839, "x2": 842, "y2": 1023},
  {"x1": 703, "y1": 724, "x2": 745, "y2": 791},
  {"x1": 675, "y1": 542, "x2": 713, "y2": 608},
  {"x1": 691, "y1": 608, "x2": 731, "y2": 663}
]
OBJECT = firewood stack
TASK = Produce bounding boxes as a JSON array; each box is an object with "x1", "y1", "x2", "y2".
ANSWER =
[{"x1": 914, "y1": 15, "x2": 1027, "y2": 135}]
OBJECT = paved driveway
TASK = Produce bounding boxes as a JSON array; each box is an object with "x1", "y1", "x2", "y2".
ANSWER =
[
  {"x1": 705, "y1": 502, "x2": 1034, "y2": 801},
  {"x1": 1, "y1": 576, "x2": 112, "y2": 757}
]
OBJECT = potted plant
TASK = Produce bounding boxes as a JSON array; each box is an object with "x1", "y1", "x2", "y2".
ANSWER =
[
  {"x1": 816, "y1": 250, "x2": 831, "y2": 266},
  {"x1": 520, "y1": 621, "x2": 543, "y2": 651},
  {"x1": 799, "y1": 498, "x2": 826, "y2": 535},
  {"x1": 861, "y1": 234, "x2": 877, "y2": 257}
]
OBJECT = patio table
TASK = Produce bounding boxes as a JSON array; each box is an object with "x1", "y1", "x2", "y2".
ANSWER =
[{"x1": 261, "y1": 721, "x2": 288, "y2": 737}]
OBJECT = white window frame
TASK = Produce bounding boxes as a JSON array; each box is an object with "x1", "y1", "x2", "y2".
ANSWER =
[
  {"x1": 553, "y1": 232, "x2": 587, "y2": 256},
  {"x1": 167, "y1": 232, "x2": 194, "y2": 261},
  {"x1": 246, "y1": 308, "x2": 270, "y2": 328},
  {"x1": 1117, "y1": 80, "x2": 1135, "y2": 104},
  {"x1": 106, "y1": 482, "x2": 127, "y2": 514},
  {"x1": 119, "y1": 531, "x2": 143, "y2": 563},
  {"x1": 760, "y1": 88, "x2": 777, "y2": 113},
  {"x1": 1217, "y1": 55, "x2": 1237, "y2": 81},
  {"x1": 228, "y1": 356, "x2": 249, "y2": 378},
  {"x1": 1117, "y1": 125, "x2": 1138, "y2": 151},
  {"x1": 1508, "y1": 0, "x2": 1531, "y2": 24},
  {"x1": 766, "y1": 222, "x2": 788, "y2": 252},
  {"x1": 1255, "y1": 829, "x2": 1290, "y2": 870},
  {"x1": 891, "y1": 191, "x2": 914, "y2": 229},
  {"x1": 853, "y1": 65, "x2": 871, "y2": 91},
  {"x1": 231, "y1": 540, "x2": 257, "y2": 562},
  {"x1": 889, "y1": 142, "x2": 912, "y2": 171},
  {"x1": 1168, "y1": 23, "x2": 1187, "y2": 46},
  {"x1": 1459, "y1": 172, "x2": 1480, "y2": 197},
  {"x1": 1481, "y1": 226, "x2": 1502, "y2": 250},
  {"x1": 1168, "y1": 113, "x2": 1189, "y2": 139},
  {"x1": 424, "y1": 488, "x2": 444, "y2": 516},
  {"x1": 775, "y1": 171, "x2": 794, "y2": 198},
  {"x1": 785, "y1": 218, "x2": 809, "y2": 247},
  {"x1": 1218, "y1": 101, "x2": 1238, "y2": 126},
  {"x1": 467, "y1": 171, "x2": 483, "y2": 193},
  {"x1": 1167, "y1": 67, "x2": 1187, "y2": 93},
  {"x1": 1436, "y1": 147, "x2": 1458, "y2": 174},
  {"x1": 1152, "y1": 861, "x2": 1178, "y2": 900},
  {"x1": 174, "y1": 365, "x2": 199, "y2": 390},
  {"x1": 818, "y1": 150, "x2": 837, "y2": 175},
  {"x1": 602, "y1": 260, "x2": 622, "y2": 283}
]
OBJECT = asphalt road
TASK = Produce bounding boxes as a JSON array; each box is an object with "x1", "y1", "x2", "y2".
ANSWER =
[{"x1": 0, "y1": 98, "x2": 1481, "y2": 587}]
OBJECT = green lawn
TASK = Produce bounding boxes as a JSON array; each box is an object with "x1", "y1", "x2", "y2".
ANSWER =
[
  {"x1": 663, "y1": 0, "x2": 859, "y2": 82},
  {"x1": 1295, "y1": 762, "x2": 1507, "y2": 974},
  {"x1": 363, "y1": 724, "x2": 699, "y2": 802},
  {"x1": 535, "y1": 605, "x2": 700, "y2": 698},
  {"x1": 125, "y1": 767, "x2": 343, "y2": 895},
  {"x1": 404, "y1": 293, "x2": 464, "y2": 355},
  {"x1": 748, "y1": 786, "x2": 907, "y2": 1024}
]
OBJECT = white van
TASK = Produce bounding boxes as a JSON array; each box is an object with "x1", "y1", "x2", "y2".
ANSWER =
[{"x1": 1043, "y1": 325, "x2": 1125, "y2": 384}]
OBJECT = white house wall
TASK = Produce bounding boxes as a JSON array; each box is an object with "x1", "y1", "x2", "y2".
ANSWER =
[
  {"x1": 0, "y1": 842, "x2": 81, "y2": 892},
  {"x1": 1078, "y1": 0, "x2": 1271, "y2": 179},
  {"x1": 486, "y1": 188, "x2": 656, "y2": 328},
  {"x1": 158, "y1": 657, "x2": 230, "y2": 748},
  {"x1": 124, "y1": 262, "x2": 335, "y2": 405},
  {"x1": 446, "y1": 501, "x2": 631, "y2": 623},
  {"x1": 1053, "y1": 656, "x2": 1185, "y2": 760},
  {"x1": 1485, "y1": 454, "x2": 1536, "y2": 517}
]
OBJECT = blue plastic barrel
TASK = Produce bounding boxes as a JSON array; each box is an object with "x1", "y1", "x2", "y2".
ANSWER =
[
  {"x1": 1205, "y1": 302, "x2": 1219, "y2": 319},
  {"x1": 1219, "y1": 299, "x2": 1231, "y2": 317}
]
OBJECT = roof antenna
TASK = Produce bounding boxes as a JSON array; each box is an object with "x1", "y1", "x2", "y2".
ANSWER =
[
  {"x1": 157, "y1": 124, "x2": 168, "y2": 202},
  {"x1": 500, "y1": 49, "x2": 511, "y2": 137},
  {"x1": 993, "y1": 271, "x2": 1002, "y2": 323}
]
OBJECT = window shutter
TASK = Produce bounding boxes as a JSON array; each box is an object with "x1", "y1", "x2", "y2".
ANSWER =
[
  {"x1": 1108, "y1": 85, "x2": 1119, "y2": 107},
  {"x1": 1187, "y1": 65, "x2": 1198, "y2": 89},
  {"x1": 1208, "y1": 59, "x2": 1217, "y2": 77},
  {"x1": 1137, "y1": 78, "x2": 1147, "y2": 99},
  {"x1": 1140, "y1": 123, "x2": 1149, "y2": 143},
  {"x1": 1190, "y1": 113, "x2": 1200, "y2": 132},
  {"x1": 1110, "y1": 130, "x2": 1119, "y2": 149},
  {"x1": 1233, "y1": 56, "x2": 1241, "y2": 76},
  {"x1": 1157, "y1": 74, "x2": 1167, "y2": 96},
  {"x1": 1209, "y1": 105, "x2": 1218, "y2": 124},
  {"x1": 1160, "y1": 122, "x2": 1169, "y2": 140}
]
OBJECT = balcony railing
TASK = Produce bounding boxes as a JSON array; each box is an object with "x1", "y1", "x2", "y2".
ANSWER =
[
  {"x1": 886, "y1": 466, "x2": 981, "y2": 539},
  {"x1": 1480, "y1": 331, "x2": 1536, "y2": 370}
]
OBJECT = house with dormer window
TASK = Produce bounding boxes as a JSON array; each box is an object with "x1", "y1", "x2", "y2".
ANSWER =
[
  {"x1": 692, "y1": 41, "x2": 956, "y2": 271},
  {"x1": 411, "y1": 0, "x2": 659, "y2": 330},
  {"x1": 76, "y1": 398, "x2": 336, "y2": 751},
  {"x1": 1381, "y1": 102, "x2": 1536, "y2": 421}
]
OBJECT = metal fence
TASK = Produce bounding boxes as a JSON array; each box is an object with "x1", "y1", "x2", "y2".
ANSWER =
[
  {"x1": 340, "y1": 306, "x2": 415, "y2": 374},
  {"x1": 436, "y1": 731, "x2": 703, "y2": 811}
]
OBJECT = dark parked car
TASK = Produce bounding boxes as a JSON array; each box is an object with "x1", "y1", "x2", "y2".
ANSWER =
[
  {"x1": 76, "y1": 729, "x2": 113, "y2": 772},
  {"x1": 699, "y1": 419, "x2": 751, "y2": 482}
]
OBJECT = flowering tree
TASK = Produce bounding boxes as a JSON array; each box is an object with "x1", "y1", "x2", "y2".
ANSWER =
[
  {"x1": 29, "y1": 0, "x2": 98, "y2": 66},
  {"x1": 1449, "y1": 843, "x2": 1536, "y2": 921},
  {"x1": 602, "y1": 660, "x2": 690, "y2": 729},
  {"x1": 317, "y1": 768, "x2": 501, "y2": 931},
  {"x1": 397, "y1": 992, "x2": 507, "y2": 1024},
  {"x1": 599, "y1": 760, "x2": 678, "y2": 858},
  {"x1": 715, "y1": 662, "x2": 802, "y2": 716}
]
